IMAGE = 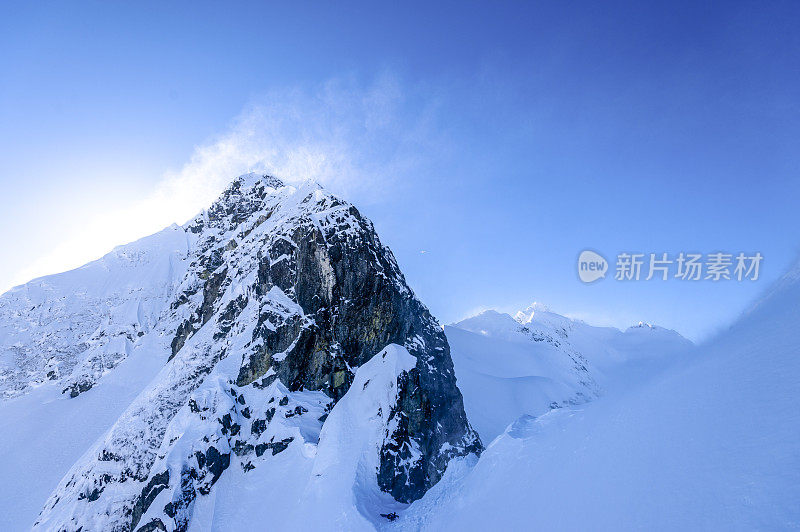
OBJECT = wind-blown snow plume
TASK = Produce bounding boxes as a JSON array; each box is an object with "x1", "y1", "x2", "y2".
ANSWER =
[
  {"x1": 6, "y1": 73, "x2": 444, "y2": 294},
  {"x1": 154, "y1": 72, "x2": 435, "y2": 214}
]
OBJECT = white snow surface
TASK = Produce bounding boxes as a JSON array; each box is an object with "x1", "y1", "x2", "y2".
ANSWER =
[
  {"x1": 445, "y1": 312, "x2": 596, "y2": 443},
  {"x1": 397, "y1": 266, "x2": 800, "y2": 530},
  {"x1": 0, "y1": 226, "x2": 190, "y2": 530},
  {"x1": 446, "y1": 307, "x2": 692, "y2": 442},
  {"x1": 0, "y1": 224, "x2": 189, "y2": 399}
]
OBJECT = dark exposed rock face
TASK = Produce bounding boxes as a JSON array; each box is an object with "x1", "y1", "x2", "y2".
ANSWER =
[
  {"x1": 131, "y1": 470, "x2": 169, "y2": 530},
  {"x1": 63, "y1": 379, "x2": 93, "y2": 398},
  {"x1": 173, "y1": 174, "x2": 482, "y2": 501},
  {"x1": 35, "y1": 174, "x2": 481, "y2": 530}
]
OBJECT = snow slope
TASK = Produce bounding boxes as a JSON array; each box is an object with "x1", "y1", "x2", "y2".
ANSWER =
[
  {"x1": 0, "y1": 333, "x2": 173, "y2": 530},
  {"x1": 0, "y1": 225, "x2": 189, "y2": 399},
  {"x1": 0, "y1": 227, "x2": 190, "y2": 530},
  {"x1": 445, "y1": 311, "x2": 597, "y2": 443},
  {"x1": 447, "y1": 308, "x2": 691, "y2": 442},
  {"x1": 401, "y1": 263, "x2": 800, "y2": 530}
]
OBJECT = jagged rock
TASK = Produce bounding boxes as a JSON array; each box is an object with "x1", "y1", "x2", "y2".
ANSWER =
[
  {"x1": 64, "y1": 379, "x2": 93, "y2": 398},
  {"x1": 31, "y1": 174, "x2": 481, "y2": 530},
  {"x1": 131, "y1": 470, "x2": 169, "y2": 530}
]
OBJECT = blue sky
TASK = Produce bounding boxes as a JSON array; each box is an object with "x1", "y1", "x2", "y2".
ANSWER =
[{"x1": 1, "y1": 1, "x2": 799, "y2": 340}]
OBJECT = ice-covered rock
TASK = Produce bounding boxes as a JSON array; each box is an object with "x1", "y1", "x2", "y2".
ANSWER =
[{"x1": 0, "y1": 174, "x2": 481, "y2": 530}]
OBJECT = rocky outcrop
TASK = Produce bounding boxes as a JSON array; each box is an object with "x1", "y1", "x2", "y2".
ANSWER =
[{"x1": 34, "y1": 174, "x2": 481, "y2": 530}]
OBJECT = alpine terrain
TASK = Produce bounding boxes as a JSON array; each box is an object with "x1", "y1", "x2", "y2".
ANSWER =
[
  {"x1": 445, "y1": 305, "x2": 692, "y2": 442},
  {"x1": 0, "y1": 172, "x2": 797, "y2": 531},
  {"x1": 397, "y1": 262, "x2": 800, "y2": 530},
  {"x1": 0, "y1": 174, "x2": 480, "y2": 531}
]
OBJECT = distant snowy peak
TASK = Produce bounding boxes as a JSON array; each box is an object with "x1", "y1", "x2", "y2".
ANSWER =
[
  {"x1": 513, "y1": 301, "x2": 550, "y2": 321},
  {"x1": 446, "y1": 305, "x2": 693, "y2": 444},
  {"x1": 514, "y1": 304, "x2": 576, "y2": 340},
  {"x1": 456, "y1": 308, "x2": 574, "y2": 346},
  {"x1": 515, "y1": 301, "x2": 688, "y2": 343},
  {"x1": 445, "y1": 310, "x2": 598, "y2": 442},
  {"x1": 514, "y1": 301, "x2": 671, "y2": 330},
  {"x1": 456, "y1": 310, "x2": 531, "y2": 339},
  {"x1": 624, "y1": 321, "x2": 672, "y2": 333},
  {"x1": 454, "y1": 305, "x2": 692, "y2": 369}
]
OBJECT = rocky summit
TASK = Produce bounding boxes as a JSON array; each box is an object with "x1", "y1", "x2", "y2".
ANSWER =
[{"x1": 10, "y1": 173, "x2": 480, "y2": 531}]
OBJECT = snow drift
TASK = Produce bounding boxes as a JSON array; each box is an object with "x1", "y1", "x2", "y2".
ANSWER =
[{"x1": 399, "y1": 261, "x2": 800, "y2": 530}]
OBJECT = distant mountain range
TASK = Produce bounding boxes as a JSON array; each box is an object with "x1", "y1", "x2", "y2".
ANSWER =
[{"x1": 446, "y1": 305, "x2": 692, "y2": 442}]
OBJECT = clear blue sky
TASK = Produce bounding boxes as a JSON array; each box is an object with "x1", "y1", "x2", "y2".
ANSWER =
[{"x1": 1, "y1": 1, "x2": 799, "y2": 340}]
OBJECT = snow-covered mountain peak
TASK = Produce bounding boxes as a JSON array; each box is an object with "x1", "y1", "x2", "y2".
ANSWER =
[
  {"x1": 233, "y1": 171, "x2": 285, "y2": 190},
  {"x1": 627, "y1": 321, "x2": 665, "y2": 332},
  {"x1": 513, "y1": 302, "x2": 578, "y2": 335},
  {"x1": 513, "y1": 301, "x2": 551, "y2": 323},
  {"x1": 0, "y1": 172, "x2": 481, "y2": 530}
]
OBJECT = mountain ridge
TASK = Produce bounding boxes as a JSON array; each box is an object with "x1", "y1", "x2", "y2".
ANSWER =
[
  {"x1": 0, "y1": 173, "x2": 481, "y2": 530},
  {"x1": 400, "y1": 247, "x2": 800, "y2": 530},
  {"x1": 445, "y1": 305, "x2": 693, "y2": 443}
]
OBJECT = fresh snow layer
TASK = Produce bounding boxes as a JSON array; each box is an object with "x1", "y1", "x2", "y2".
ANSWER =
[
  {"x1": 398, "y1": 268, "x2": 800, "y2": 530},
  {"x1": 0, "y1": 224, "x2": 189, "y2": 399},
  {"x1": 0, "y1": 226, "x2": 190, "y2": 530},
  {"x1": 446, "y1": 308, "x2": 692, "y2": 443}
]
